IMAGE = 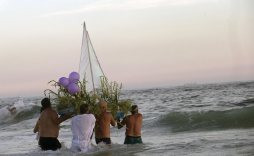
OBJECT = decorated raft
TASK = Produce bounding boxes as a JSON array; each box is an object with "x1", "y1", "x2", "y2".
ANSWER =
[{"x1": 44, "y1": 22, "x2": 133, "y2": 120}]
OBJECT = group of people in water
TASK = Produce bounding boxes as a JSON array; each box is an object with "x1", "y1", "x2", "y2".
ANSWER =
[{"x1": 33, "y1": 98, "x2": 143, "y2": 152}]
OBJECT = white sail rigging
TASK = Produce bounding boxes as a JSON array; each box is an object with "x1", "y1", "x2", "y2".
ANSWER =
[{"x1": 79, "y1": 22, "x2": 106, "y2": 93}]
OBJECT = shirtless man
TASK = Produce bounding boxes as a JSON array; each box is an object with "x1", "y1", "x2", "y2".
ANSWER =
[
  {"x1": 95, "y1": 101, "x2": 115, "y2": 145},
  {"x1": 117, "y1": 105, "x2": 143, "y2": 144},
  {"x1": 39, "y1": 98, "x2": 72, "y2": 151}
]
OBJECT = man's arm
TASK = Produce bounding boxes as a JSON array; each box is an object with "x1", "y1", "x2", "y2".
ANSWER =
[
  {"x1": 51, "y1": 110, "x2": 72, "y2": 125},
  {"x1": 117, "y1": 117, "x2": 126, "y2": 129},
  {"x1": 110, "y1": 114, "x2": 116, "y2": 127},
  {"x1": 33, "y1": 120, "x2": 39, "y2": 133}
]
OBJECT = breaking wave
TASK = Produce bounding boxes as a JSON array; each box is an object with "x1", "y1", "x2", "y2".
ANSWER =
[
  {"x1": 156, "y1": 106, "x2": 254, "y2": 132},
  {"x1": 0, "y1": 99, "x2": 41, "y2": 125}
]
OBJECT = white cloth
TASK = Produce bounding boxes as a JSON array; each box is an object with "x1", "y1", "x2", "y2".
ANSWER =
[
  {"x1": 71, "y1": 114, "x2": 96, "y2": 152},
  {"x1": 35, "y1": 130, "x2": 40, "y2": 141}
]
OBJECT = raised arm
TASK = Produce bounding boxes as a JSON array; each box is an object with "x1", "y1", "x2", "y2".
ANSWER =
[
  {"x1": 117, "y1": 117, "x2": 126, "y2": 129},
  {"x1": 51, "y1": 110, "x2": 72, "y2": 125}
]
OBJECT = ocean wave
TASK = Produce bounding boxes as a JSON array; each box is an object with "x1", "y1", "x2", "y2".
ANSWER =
[
  {"x1": 0, "y1": 100, "x2": 41, "y2": 125},
  {"x1": 233, "y1": 99, "x2": 254, "y2": 106},
  {"x1": 156, "y1": 106, "x2": 254, "y2": 132}
]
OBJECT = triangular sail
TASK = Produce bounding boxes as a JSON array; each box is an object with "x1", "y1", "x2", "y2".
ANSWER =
[
  {"x1": 87, "y1": 33, "x2": 106, "y2": 89},
  {"x1": 79, "y1": 22, "x2": 106, "y2": 93}
]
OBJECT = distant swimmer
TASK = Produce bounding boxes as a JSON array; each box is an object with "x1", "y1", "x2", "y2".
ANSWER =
[
  {"x1": 39, "y1": 98, "x2": 72, "y2": 151},
  {"x1": 95, "y1": 101, "x2": 115, "y2": 145},
  {"x1": 117, "y1": 105, "x2": 143, "y2": 144},
  {"x1": 7, "y1": 107, "x2": 16, "y2": 114}
]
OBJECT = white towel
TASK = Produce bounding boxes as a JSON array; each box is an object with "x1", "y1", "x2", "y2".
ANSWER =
[{"x1": 35, "y1": 130, "x2": 40, "y2": 141}]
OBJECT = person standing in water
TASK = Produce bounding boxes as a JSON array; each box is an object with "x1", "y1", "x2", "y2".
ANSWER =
[
  {"x1": 71, "y1": 104, "x2": 96, "y2": 152},
  {"x1": 95, "y1": 101, "x2": 115, "y2": 145},
  {"x1": 117, "y1": 105, "x2": 143, "y2": 144},
  {"x1": 39, "y1": 98, "x2": 72, "y2": 151}
]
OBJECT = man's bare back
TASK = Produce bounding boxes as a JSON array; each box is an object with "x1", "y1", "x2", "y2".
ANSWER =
[
  {"x1": 121, "y1": 113, "x2": 142, "y2": 137},
  {"x1": 118, "y1": 105, "x2": 143, "y2": 144},
  {"x1": 95, "y1": 112, "x2": 115, "y2": 138},
  {"x1": 40, "y1": 108, "x2": 61, "y2": 138},
  {"x1": 94, "y1": 101, "x2": 115, "y2": 145}
]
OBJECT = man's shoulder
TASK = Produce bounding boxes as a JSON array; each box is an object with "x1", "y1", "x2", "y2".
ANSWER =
[
  {"x1": 42, "y1": 108, "x2": 58, "y2": 117},
  {"x1": 80, "y1": 114, "x2": 96, "y2": 119},
  {"x1": 49, "y1": 108, "x2": 58, "y2": 115},
  {"x1": 104, "y1": 112, "x2": 113, "y2": 118},
  {"x1": 85, "y1": 114, "x2": 96, "y2": 119},
  {"x1": 128, "y1": 113, "x2": 142, "y2": 117},
  {"x1": 137, "y1": 113, "x2": 143, "y2": 118},
  {"x1": 126, "y1": 113, "x2": 142, "y2": 119},
  {"x1": 95, "y1": 112, "x2": 112, "y2": 119}
]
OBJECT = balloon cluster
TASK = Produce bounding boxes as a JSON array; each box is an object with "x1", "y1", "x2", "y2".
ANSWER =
[{"x1": 58, "y1": 72, "x2": 80, "y2": 94}]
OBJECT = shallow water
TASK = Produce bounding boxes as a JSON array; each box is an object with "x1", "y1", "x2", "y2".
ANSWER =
[{"x1": 0, "y1": 81, "x2": 254, "y2": 155}]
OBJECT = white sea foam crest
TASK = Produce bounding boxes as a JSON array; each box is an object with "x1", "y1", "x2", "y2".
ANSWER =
[{"x1": 0, "y1": 98, "x2": 31, "y2": 122}]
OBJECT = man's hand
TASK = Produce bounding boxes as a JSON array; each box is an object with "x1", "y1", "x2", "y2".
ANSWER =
[
  {"x1": 117, "y1": 117, "x2": 121, "y2": 122},
  {"x1": 59, "y1": 110, "x2": 73, "y2": 121},
  {"x1": 117, "y1": 116, "x2": 126, "y2": 129},
  {"x1": 65, "y1": 110, "x2": 73, "y2": 119}
]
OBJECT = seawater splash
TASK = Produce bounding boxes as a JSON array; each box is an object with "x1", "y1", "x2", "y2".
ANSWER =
[
  {"x1": 0, "y1": 98, "x2": 24, "y2": 121},
  {"x1": 0, "y1": 107, "x2": 12, "y2": 120},
  {"x1": 157, "y1": 106, "x2": 254, "y2": 132},
  {"x1": 0, "y1": 98, "x2": 41, "y2": 125}
]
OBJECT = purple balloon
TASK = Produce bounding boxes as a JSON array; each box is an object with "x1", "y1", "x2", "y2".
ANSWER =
[
  {"x1": 58, "y1": 77, "x2": 69, "y2": 87},
  {"x1": 69, "y1": 72, "x2": 80, "y2": 83},
  {"x1": 68, "y1": 83, "x2": 79, "y2": 94}
]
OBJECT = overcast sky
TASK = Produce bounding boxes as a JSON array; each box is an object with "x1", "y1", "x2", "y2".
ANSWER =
[{"x1": 0, "y1": 0, "x2": 253, "y2": 97}]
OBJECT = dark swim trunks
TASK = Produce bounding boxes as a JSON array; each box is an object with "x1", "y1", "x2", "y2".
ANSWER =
[
  {"x1": 124, "y1": 136, "x2": 143, "y2": 144},
  {"x1": 39, "y1": 137, "x2": 61, "y2": 151},
  {"x1": 95, "y1": 138, "x2": 111, "y2": 144}
]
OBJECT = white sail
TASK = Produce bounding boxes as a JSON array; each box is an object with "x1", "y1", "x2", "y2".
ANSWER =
[
  {"x1": 87, "y1": 33, "x2": 106, "y2": 89},
  {"x1": 79, "y1": 22, "x2": 106, "y2": 93}
]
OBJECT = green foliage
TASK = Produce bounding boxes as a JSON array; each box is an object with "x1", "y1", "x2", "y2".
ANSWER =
[
  {"x1": 119, "y1": 100, "x2": 132, "y2": 115},
  {"x1": 44, "y1": 74, "x2": 133, "y2": 120}
]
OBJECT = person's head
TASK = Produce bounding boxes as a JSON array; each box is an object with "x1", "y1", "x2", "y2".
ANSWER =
[
  {"x1": 131, "y1": 105, "x2": 138, "y2": 114},
  {"x1": 41, "y1": 98, "x2": 51, "y2": 109},
  {"x1": 80, "y1": 104, "x2": 89, "y2": 114},
  {"x1": 98, "y1": 101, "x2": 107, "y2": 112}
]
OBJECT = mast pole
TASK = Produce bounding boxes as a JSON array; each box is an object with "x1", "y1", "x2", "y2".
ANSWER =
[{"x1": 84, "y1": 22, "x2": 96, "y2": 94}]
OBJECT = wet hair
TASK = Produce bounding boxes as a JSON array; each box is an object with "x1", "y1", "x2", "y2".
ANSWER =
[
  {"x1": 80, "y1": 104, "x2": 89, "y2": 114},
  {"x1": 131, "y1": 105, "x2": 138, "y2": 114},
  {"x1": 41, "y1": 98, "x2": 51, "y2": 109},
  {"x1": 40, "y1": 107, "x2": 45, "y2": 113}
]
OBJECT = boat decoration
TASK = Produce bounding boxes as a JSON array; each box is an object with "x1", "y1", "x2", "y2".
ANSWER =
[{"x1": 44, "y1": 22, "x2": 133, "y2": 120}]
